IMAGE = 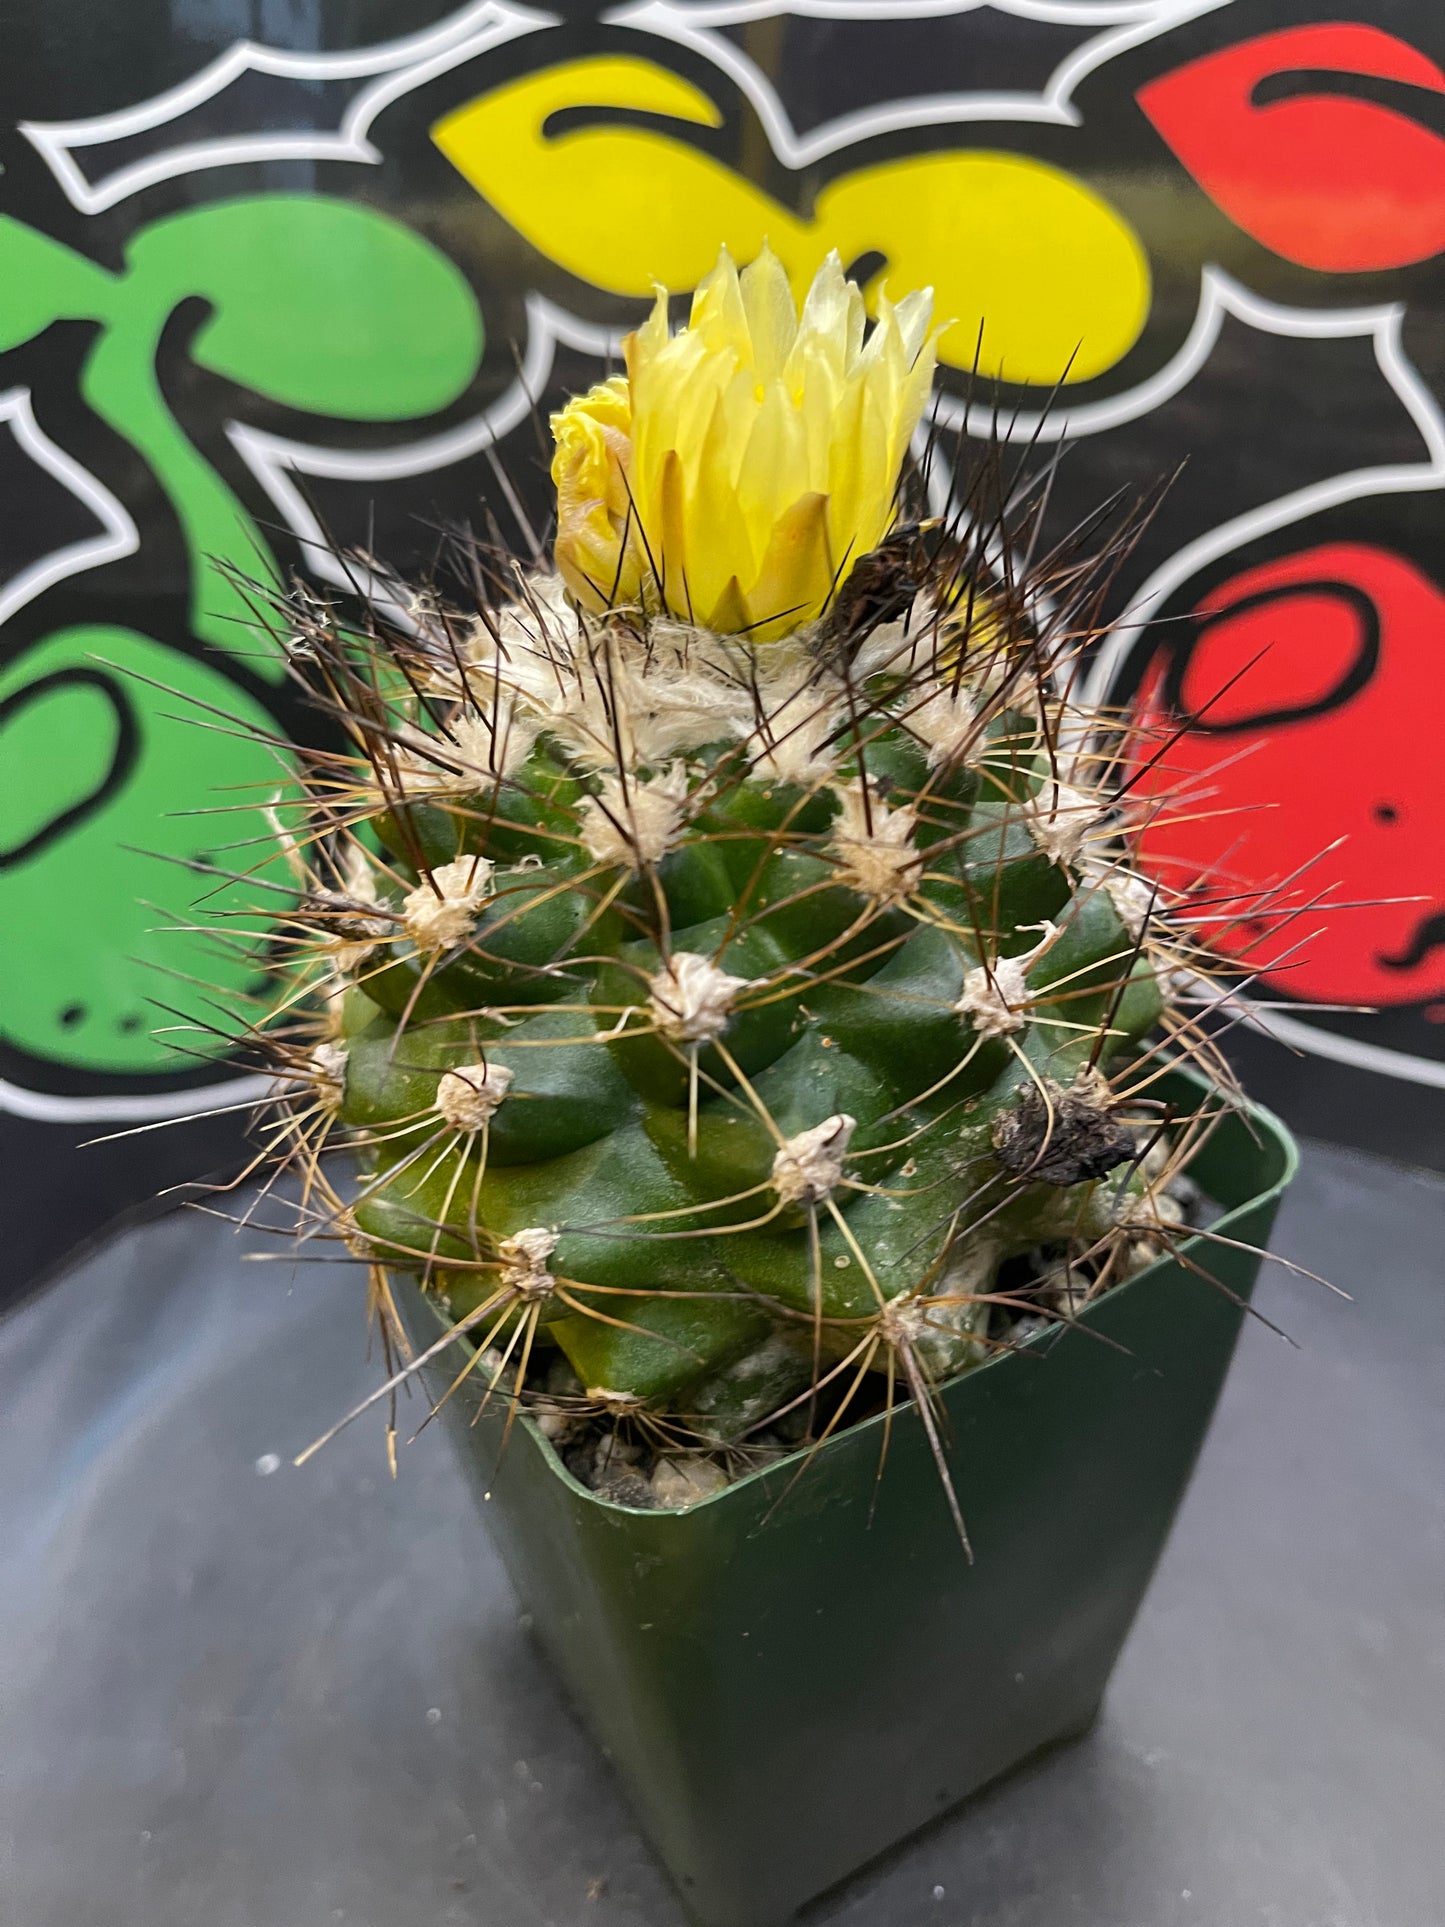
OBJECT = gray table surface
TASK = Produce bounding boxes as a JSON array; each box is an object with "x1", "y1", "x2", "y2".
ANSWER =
[{"x1": 2, "y1": 1138, "x2": 1443, "y2": 1927}]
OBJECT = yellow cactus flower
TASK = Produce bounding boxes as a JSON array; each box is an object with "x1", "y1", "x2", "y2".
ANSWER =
[{"x1": 550, "y1": 246, "x2": 937, "y2": 642}]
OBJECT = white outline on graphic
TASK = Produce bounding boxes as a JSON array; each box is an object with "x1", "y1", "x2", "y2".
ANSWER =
[
  {"x1": 1235, "y1": 1009, "x2": 1445, "y2": 1092},
  {"x1": 1079, "y1": 283, "x2": 1445, "y2": 709},
  {"x1": 4, "y1": 5, "x2": 563, "y2": 1121},
  {"x1": 1073, "y1": 278, "x2": 1445, "y2": 1090},
  {"x1": 19, "y1": 0, "x2": 556, "y2": 215},
  {"x1": 3, "y1": 296, "x2": 619, "y2": 1122},
  {"x1": 605, "y1": 0, "x2": 1229, "y2": 166},
  {"x1": 0, "y1": 388, "x2": 139, "y2": 627},
  {"x1": 928, "y1": 270, "x2": 1445, "y2": 453},
  {"x1": 642, "y1": 1, "x2": 1191, "y2": 19},
  {"x1": 11, "y1": 0, "x2": 1442, "y2": 1104},
  {"x1": 0, "y1": 1074, "x2": 273, "y2": 1126},
  {"x1": 228, "y1": 295, "x2": 624, "y2": 602}
]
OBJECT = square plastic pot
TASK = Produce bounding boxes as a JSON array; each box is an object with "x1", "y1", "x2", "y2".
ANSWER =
[{"x1": 396, "y1": 1077, "x2": 1297, "y2": 1927}]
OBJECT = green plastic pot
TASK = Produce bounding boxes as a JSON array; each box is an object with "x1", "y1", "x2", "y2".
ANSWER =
[{"x1": 397, "y1": 1075, "x2": 1297, "y2": 1927}]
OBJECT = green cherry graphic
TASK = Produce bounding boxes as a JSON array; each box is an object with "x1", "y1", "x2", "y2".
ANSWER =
[
  {"x1": 1, "y1": 200, "x2": 484, "y2": 676},
  {"x1": 0, "y1": 628, "x2": 298, "y2": 1075},
  {"x1": 0, "y1": 196, "x2": 484, "y2": 1079},
  {"x1": 102, "y1": 198, "x2": 486, "y2": 673}
]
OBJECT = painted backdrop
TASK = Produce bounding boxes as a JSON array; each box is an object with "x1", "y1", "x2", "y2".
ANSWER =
[{"x1": 3, "y1": 0, "x2": 1443, "y2": 1291}]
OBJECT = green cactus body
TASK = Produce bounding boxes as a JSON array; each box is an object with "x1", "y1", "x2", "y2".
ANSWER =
[{"x1": 295, "y1": 597, "x2": 1170, "y2": 1444}]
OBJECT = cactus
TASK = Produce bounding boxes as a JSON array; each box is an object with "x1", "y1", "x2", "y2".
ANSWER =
[{"x1": 246, "y1": 248, "x2": 1231, "y2": 1517}]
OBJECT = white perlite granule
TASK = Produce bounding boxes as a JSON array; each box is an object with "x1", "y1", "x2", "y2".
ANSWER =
[
  {"x1": 651, "y1": 1456, "x2": 730, "y2": 1508},
  {"x1": 401, "y1": 856, "x2": 493, "y2": 952}
]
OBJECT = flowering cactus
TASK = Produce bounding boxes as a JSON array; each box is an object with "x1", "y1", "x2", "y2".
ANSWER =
[{"x1": 250, "y1": 249, "x2": 1228, "y2": 1511}]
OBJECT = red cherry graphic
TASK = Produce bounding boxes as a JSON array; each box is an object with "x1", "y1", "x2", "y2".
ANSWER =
[
  {"x1": 1138, "y1": 25, "x2": 1445, "y2": 271},
  {"x1": 1129, "y1": 542, "x2": 1445, "y2": 1006}
]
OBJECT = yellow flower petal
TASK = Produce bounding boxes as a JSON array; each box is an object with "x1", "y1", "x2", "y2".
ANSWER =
[
  {"x1": 739, "y1": 244, "x2": 797, "y2": 381},
  {"x1": 707, "y1": 575, "x2": 750, "y2": 637},
  {"x1": 745, "y1": 490, "x2": 834, "y2": 641},
  {"x1": 551, "y1": 248, "x2": 937, "y2": 640}
]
